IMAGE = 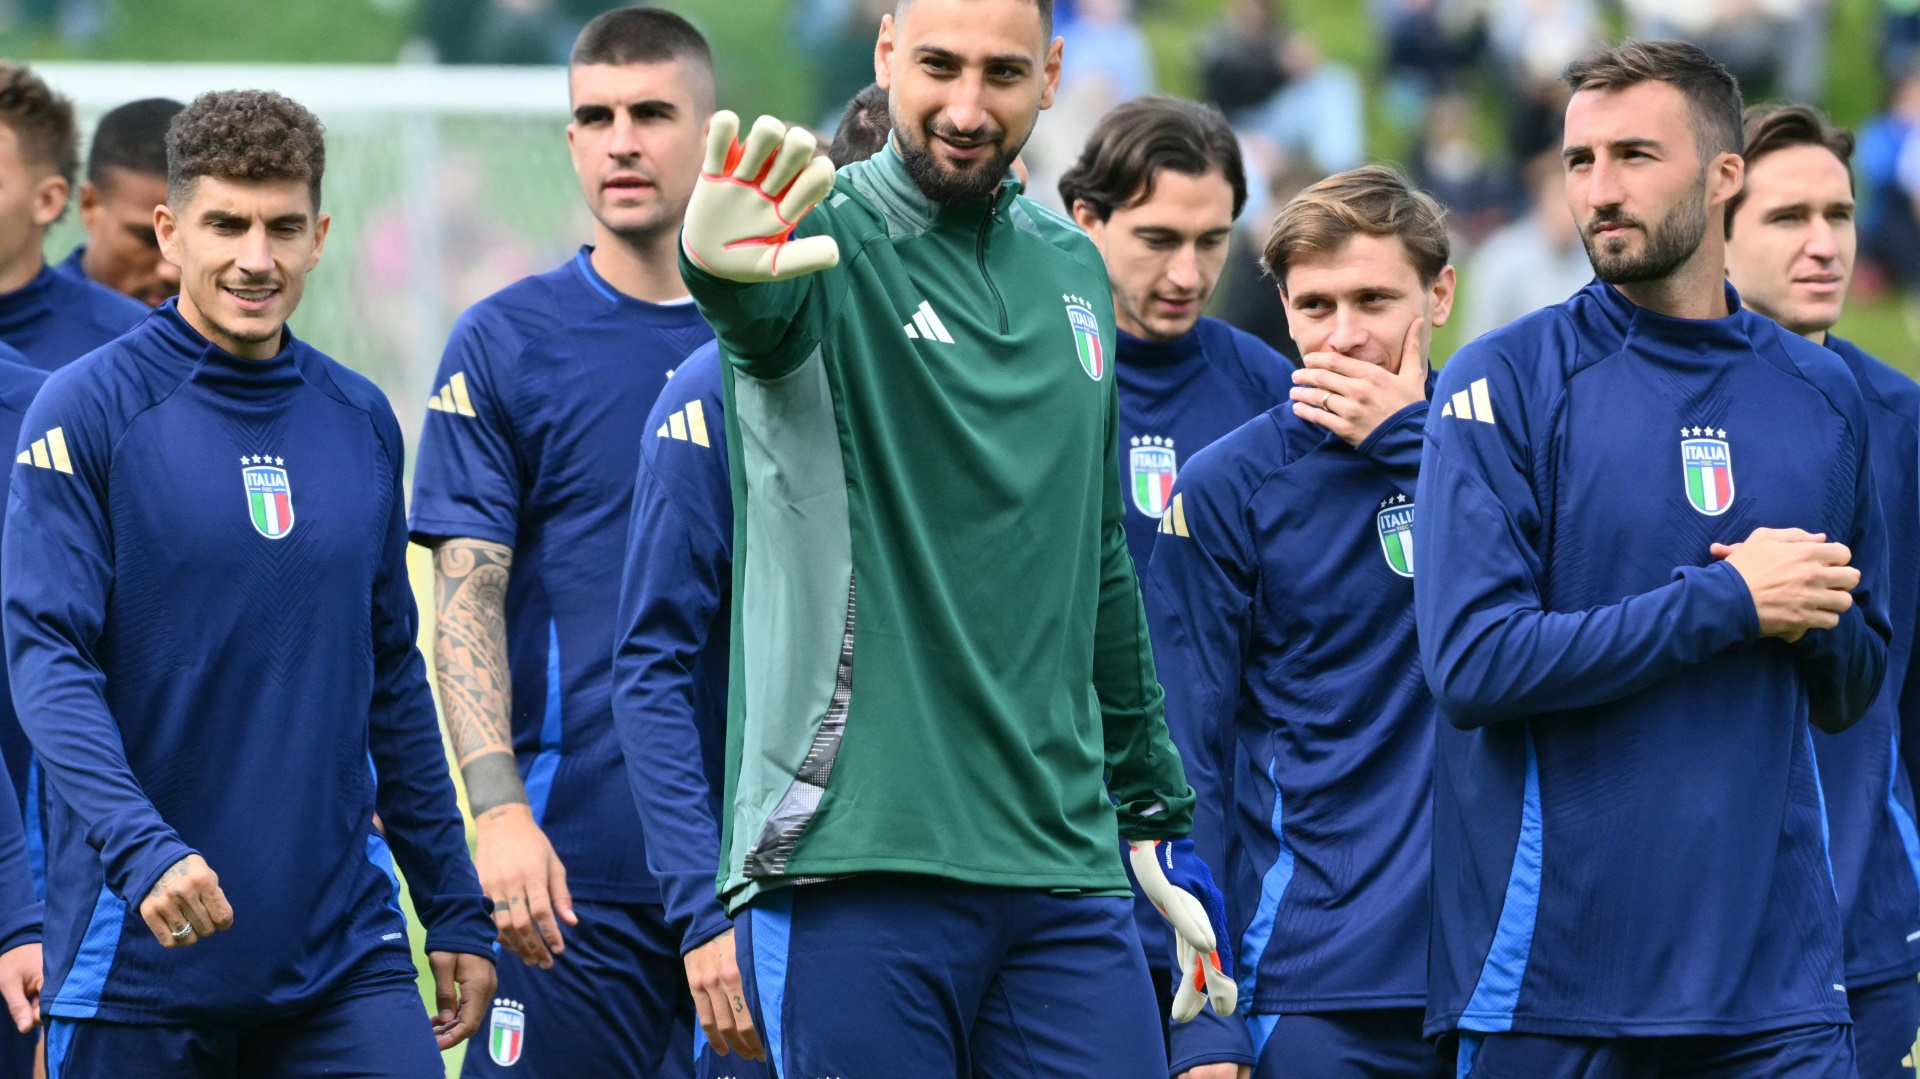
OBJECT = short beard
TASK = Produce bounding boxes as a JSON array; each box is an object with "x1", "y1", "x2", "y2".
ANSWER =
[
  {"x1": 892, "y1": 109, "x2": 1021, "y2": 206},
  {"x1": 1582, "y1": 172, "x2": 1709, "y2": 285}
]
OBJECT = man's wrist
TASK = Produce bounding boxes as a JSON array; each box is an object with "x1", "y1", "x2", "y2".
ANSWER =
[{"x1": 461, "y1": 751, "x2": 528, "y2": 818}]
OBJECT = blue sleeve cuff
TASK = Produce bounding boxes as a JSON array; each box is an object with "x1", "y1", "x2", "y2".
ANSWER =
[
  {"x1": 681, "y1": 908, "x2": 734, "y2": 956},
  {"x1": 0, "y1": 903, "x2": 42, "y2": 956},
  {"x1": 120, "y1": 838, "x2": 197, "y2": 912},
  {"x1": 1168, "y1": 1007, "x2": 1258, "y2": 1076},
  {"x1": 1675, "y1": 557, "x2": 1761, "y2": 643},
  {"x1": 419, "y1": 893, "x2": 498, "y2": 959}
]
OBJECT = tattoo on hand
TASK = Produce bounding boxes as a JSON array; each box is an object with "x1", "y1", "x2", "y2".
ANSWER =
[
  {"x1": 732, "y1": 995, "x2": 745, "y2": 1013},
  {"x1": 148, "y1": 861, "x2": 188, "y2": 898}
]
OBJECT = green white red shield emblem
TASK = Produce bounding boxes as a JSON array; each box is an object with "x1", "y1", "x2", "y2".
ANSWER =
[
  {"x1": 1067, "y1": 300, "x2": 1104, "y2": 380},
  {"x1": 1682, "y1": 435, "x2": 1734, "y2": 516},
  {"x1": 1376, "y1": 497, "x2": 1415, "y2": 577},
  {"x1": 243, "y1": 464, "x2": 294, "y2": 540},
  {"x1": 1130, "y1": 437, "x2": 1176, "y2": 517},
  {"x1": 489, "y1": 999, "x2": 525, "y2": 1066}
]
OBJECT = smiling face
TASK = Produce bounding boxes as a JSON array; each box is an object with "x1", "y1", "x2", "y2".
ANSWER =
[
  {"x1": 877, "y1": 0, "x2": 1061, "y2": 205},
  {"x1": 1562, "y1": 80, "x2": 1741, "y2": 286},
  {"x1": 1281, "y1": 232, "x2": 1454, "y2": 372},
  {"x1": 1073, "y1": 167, "x2": 1235, "y2": 341},
  {"x1": 79, "y1": 167, "x2": 177, "y2": 305},
  {"x1": 1725, "y1": 142, "x2": 1854, "y2": 340},
  {"x1": 157, "y1": 175, "x2": 328, "y2": 360},
  {"x1": 567, "y1": 59, "x2": 710, "y2": 242}
]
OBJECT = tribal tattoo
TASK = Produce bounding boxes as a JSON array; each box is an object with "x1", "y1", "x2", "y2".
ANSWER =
[{"x1": 433, "y1": 538, "x2": 526, "y2": 815}]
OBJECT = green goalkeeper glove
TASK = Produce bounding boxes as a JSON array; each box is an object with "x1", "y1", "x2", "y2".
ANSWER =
[{"x1": 682, "y1": 111, "x2": 841, "y2": 283}]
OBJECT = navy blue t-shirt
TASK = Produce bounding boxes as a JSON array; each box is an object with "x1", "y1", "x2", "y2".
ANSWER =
[
  {"x1": 1147, "y1": 396, "x2": 1433, "y2": 1069},
  {"x1": 1814, "y1": 334, "x2": 1920, "y2": 988},
  {"x1": 0, "y1": 350, "x2": 47, "y2": 887},
  {"x1": 3, "y1": 302, "x2": 491, "y2": 1022},
  {"x1": 410, "y1": 248, "x2": 714, "y2": 904},
  {"x1": 1416, "y1": 280, "x2": 1890, "y2": 1038},
  {"x1": 612, "y1": 343, "x2": 735, "y2": 952},
  {"x1": 0, "y1": 262, "x2": 146, "y2": 370}
]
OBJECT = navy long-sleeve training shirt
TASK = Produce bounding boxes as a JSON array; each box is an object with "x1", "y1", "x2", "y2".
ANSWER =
[
  {"x1": 1146, "y1": 392, "x2": 1432, "y2": 1072},
  {"x1": 611, "y1": 343, "x2": 734, "y2": 953},
  {"x1": 3, "y1": 301, "x2": 493, "y2": 1022},
  {"x1": 1416, "y1": 280, "x2": 1890, "y2": 1038},
  {"x1": 1814, "y1": 334, "x2": 1920, "y2": 989},
  {"x1": 410, "y1": 249, "x2": 714, "y2": 904},
  {"x1": 0, "y1": 262, "x2": 146, "y2": 371},
  {"x1": 0, "y1": 350, "x2": 47, "y2": 899},
  {"x1": 1114, "y1": 316, "x2": 1294, "y2": 969}
]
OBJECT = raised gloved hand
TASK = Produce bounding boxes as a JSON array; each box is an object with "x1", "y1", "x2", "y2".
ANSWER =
[
  {"x1": 1130, "y1": 837, "x2": 1238, "y2": 1022},
  {"x1": 681, "y1": 110, "x2": 840, "y2": 284}
]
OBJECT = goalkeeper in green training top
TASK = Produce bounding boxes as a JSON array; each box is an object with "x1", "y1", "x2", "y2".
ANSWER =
[{"x1": 673, "y1": 0, "x2": 1236, "y2": 1074}]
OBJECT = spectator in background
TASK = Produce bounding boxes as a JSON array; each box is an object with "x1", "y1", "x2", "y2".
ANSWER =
[
  {"x1": 1374, "y1": 0, "x2": 1484, "y2": 121},
  {"x1": 1214, "y1": 160, "x2": 1315, "y2": 362},
  {"x1": 1411, "y1": 90, "x2": 1515, "y2": 243},
  {"x1": 1858, "y1": 62, "x2": 1920, "y2": 293},
  {"x1": 1623, "y1": 0, "x2": 1833, "y2": 103},
  {"x1": 829, "y1": 83, "x2": 890, "y2": 168},
  {"x1": 1461, "y1": 149, "x2": 1593, "y2": 340},
  {"x1": 1485, "y1": 0, "x2": 1597, "y2": 162},
  {"x1": 58, "y1": 97, "x2": 182, "y2": 307},
  {"x1": 1196, "y1": 0, "x2": 1364, "y2": 175},
  {"x1": 1058, "y1": 0, "x2": 1155, "y2": 108}
]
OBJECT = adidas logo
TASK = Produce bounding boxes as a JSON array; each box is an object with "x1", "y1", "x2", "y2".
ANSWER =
[
  {"x1": 1439, "y1": 377, "x2": 1496, "y2": 425},
  {"x1": 903, "y1": 300, "x2": 954, "y2": 344},
  {"x1": 656, "y1": 399, "x2": 711, "y2": 448},
  {"x1": 1156, "y1": 492, "x2": 1191, "y2": 537},
  {"x1": 427, "y1": 372, "x2": 476, "y2": 416},
  {"x1": 15, "y1": 427, "x2": 71, "y2": 474}
]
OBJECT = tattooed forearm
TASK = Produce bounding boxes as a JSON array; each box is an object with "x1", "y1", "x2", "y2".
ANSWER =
[{"x1": 433, "y1": 538, "x2": 526, "y2": 813}]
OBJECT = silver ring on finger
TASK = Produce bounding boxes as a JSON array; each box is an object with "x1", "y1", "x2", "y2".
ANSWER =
[
  {"x1": 1321, "y1": 389, "x2": 1334, "y2": 411},
  {"x1": 171, "y1": 923, "x2": 193, "y2": 941}
]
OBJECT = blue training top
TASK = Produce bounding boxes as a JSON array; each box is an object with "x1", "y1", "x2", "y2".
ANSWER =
[
  {"x1": 1146, "y1": 390, "x2": 1432, "y2": 1071},
  {"x1": 409, "y1": 248, "x2": 714, "y2": 904},
  {"x1": 1814, "y1": 334, "x2": 1920, "y2": 988},
  {"x1": 2, "y1": 301, "x2": 492, "y2": 1022},
  {"x1": 612, "y1": 343, "x2": 735, "y2": 953},
  {"x1": 0, "y1": 349, "x2": 46, "y2": 895},
  {"x1": 0, "y1": 347, "x2": 43, "y2": 961},
  {"x1": 1416, "y1": 279, "x2": 1890, "y2": 1039},
  {"x1": 0, "y1": 261, "x2": 146, "y2": 371},
  {"x1": 1113, "y1": 315, "x2": 1294, "y2": 968}
]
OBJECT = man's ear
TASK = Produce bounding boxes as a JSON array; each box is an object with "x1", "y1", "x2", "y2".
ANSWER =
[
  {"x1": 29, "y1": 174, "x2": 67, "y2": 229},
  {"x1": 1039, "y1": 35, "x2": 1063, "y2": 111},
  {"x1": 154, "y1": 203, "x2": 183, "y2": 270},
  {"x1": 1428, "y1": 264, "x2": 1457, "y2": 329},
  {"x1": 875, "y1": 13, "x2": 896, "y2": 90},
  {"x1": 307, "y1": 211, "x2": 332, "y2": 272},
  {"x1": 1070, "y1": 199, "x2": 1104, "y2": 242}
]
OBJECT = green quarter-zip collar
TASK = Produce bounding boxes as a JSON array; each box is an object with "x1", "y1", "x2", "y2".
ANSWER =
[{"x1": 843, "y1": 138, "x2": 1024, "y2": 239}]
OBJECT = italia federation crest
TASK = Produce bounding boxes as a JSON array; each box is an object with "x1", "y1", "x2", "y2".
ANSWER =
[
  {"x1": 1130, "y1": 436, "x2": 1176, "y2": 517},
  {"x1": 1064, "y1": 294, "x2": 1104, "y2": 380},
  {"x1": 241, "y1": 458, "x2": 294, "y2": 540},
  {"x1": 1680, "y1": 427, "x2": 1734, "y2": 516},
  {"x1": 1376, "y1": 493, "x2": 1415, "y2": 577},
  {"x1": 489, "y1": 998, "x2": 525, "y2": 1066}
]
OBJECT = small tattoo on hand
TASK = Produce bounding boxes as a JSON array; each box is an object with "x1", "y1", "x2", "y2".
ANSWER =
[{"x1": 732, "y1": 995, "x2": 745, "y2": 1013}]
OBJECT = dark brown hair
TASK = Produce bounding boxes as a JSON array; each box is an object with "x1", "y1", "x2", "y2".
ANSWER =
[
  {"x1": 1562, "y1": 40, "x2": 1744, "y2": 162},
  {"x1": 88, "y1": 97, "x2": 183, "y2": 186},
  {"x1": 1262, "y1": 165, "x2": 1450, "y2": 287},
  {"x1": 1725, "y1": 102, "x2": 1854, "y2": 235},
  {"x1": 0, "y1": 62, "x2": 78, "y2": 189},
  {"x1": 571, "y1": 6, "x2": 713, "y2": 72},
  {"x1": 831, "y1": 83, "x2": 891, "y2": 168},
  {"x1": 898, "y1": 0, "x2": 1052, "y2": 32},
  {"x1": 1057, "y1": 96, "x2": 1247, "y2": 222},
  {"x1": 167, "y1": 91, "x2": 326, "y2": 211}
]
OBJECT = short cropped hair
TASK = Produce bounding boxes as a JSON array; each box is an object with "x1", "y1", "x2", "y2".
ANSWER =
[
  {"x1": 1725, "y1": 102, "x2": 1854, "y2": 235},
  {"x1": 0, "y1": 62, "x2": 78, "y2": 189},
  {"x1": 88, "y1": 97, "x2": 184, "y2": 187},
  {"x1": 831, "y1": 84, "x2": 891, "y2": 168},
  {"x1": 897, "y1": 0, "x2": 1052, "y2": 33},
  {"x1": 1058, "y1": 96, "x2": 1247, "y2": 222},
  {"x1": 167, "y1": 91, "x2": 326, "y2": 212},
  {"x1": 1562, "y1": 40, "x2": 1744, "y2": 162},
  {"x1": 570, "y1": 6, "x2": 714, "y2": 72},
  {"x1": 1262, "y1": 165, "x2": 1450, "y2": 288}
]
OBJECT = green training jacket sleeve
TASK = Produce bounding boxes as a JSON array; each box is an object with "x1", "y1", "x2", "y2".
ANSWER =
[{"x1": 1095, "y1": 384, "x2": 1196, "y2": 839}]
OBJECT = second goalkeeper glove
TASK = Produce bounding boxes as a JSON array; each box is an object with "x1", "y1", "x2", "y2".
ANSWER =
[{"x1": 1129, "y1": 837, "x2": 1238, "y2": 1023}]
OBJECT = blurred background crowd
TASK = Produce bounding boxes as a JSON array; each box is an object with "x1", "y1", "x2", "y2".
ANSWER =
[{"x1": 6, "y1": 0, "x2": 1920, "y2": 400}]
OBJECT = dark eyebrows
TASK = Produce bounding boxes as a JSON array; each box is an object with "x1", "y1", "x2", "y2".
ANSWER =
[
  {"x1": 913, "y1": 44, "x2": 1033, "y2": 71},
  {"x1": 1563, "y1": 136, "x2": 1664, "y2": 162},
  {"x1": 265, "y1": 212, "x2": 309, "y2": 229}
]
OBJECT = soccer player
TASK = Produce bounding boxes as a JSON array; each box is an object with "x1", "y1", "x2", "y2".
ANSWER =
[
  {"x1": 0, "y1": 63, "x2": 147, "y2": 368},
  {"x1": 1148, "y1": 166, "x2": 1446, "y2": 1079},
  {"x1": 675, "y1": 0, "x2": 1235, "y2": 1073},
  {"x1": 1057, "y1": 93, "x2": 1290, "y2": 1033},
  {"x1": 829, "y1": 83, "x2": 890, "y2": 168},
  {"x1": 56, "y1": 97, "x2": 183, "y2": 306},
  {"x1": 408, "y1": 9, "x2": 718, "y2": 1077},
  {"x1": 1725, "y1": 102, "x2": 1920, "y2": 1079},
  {"x1": 1, "y1": 89, "x2": 495, "y2": 1076},
  {"x1": 0, "y1": 346, "x2": 45, "y2": 1079},
  {"x1": 1419, "y1": 41, "x2": 1889, "y2": 1078}
]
